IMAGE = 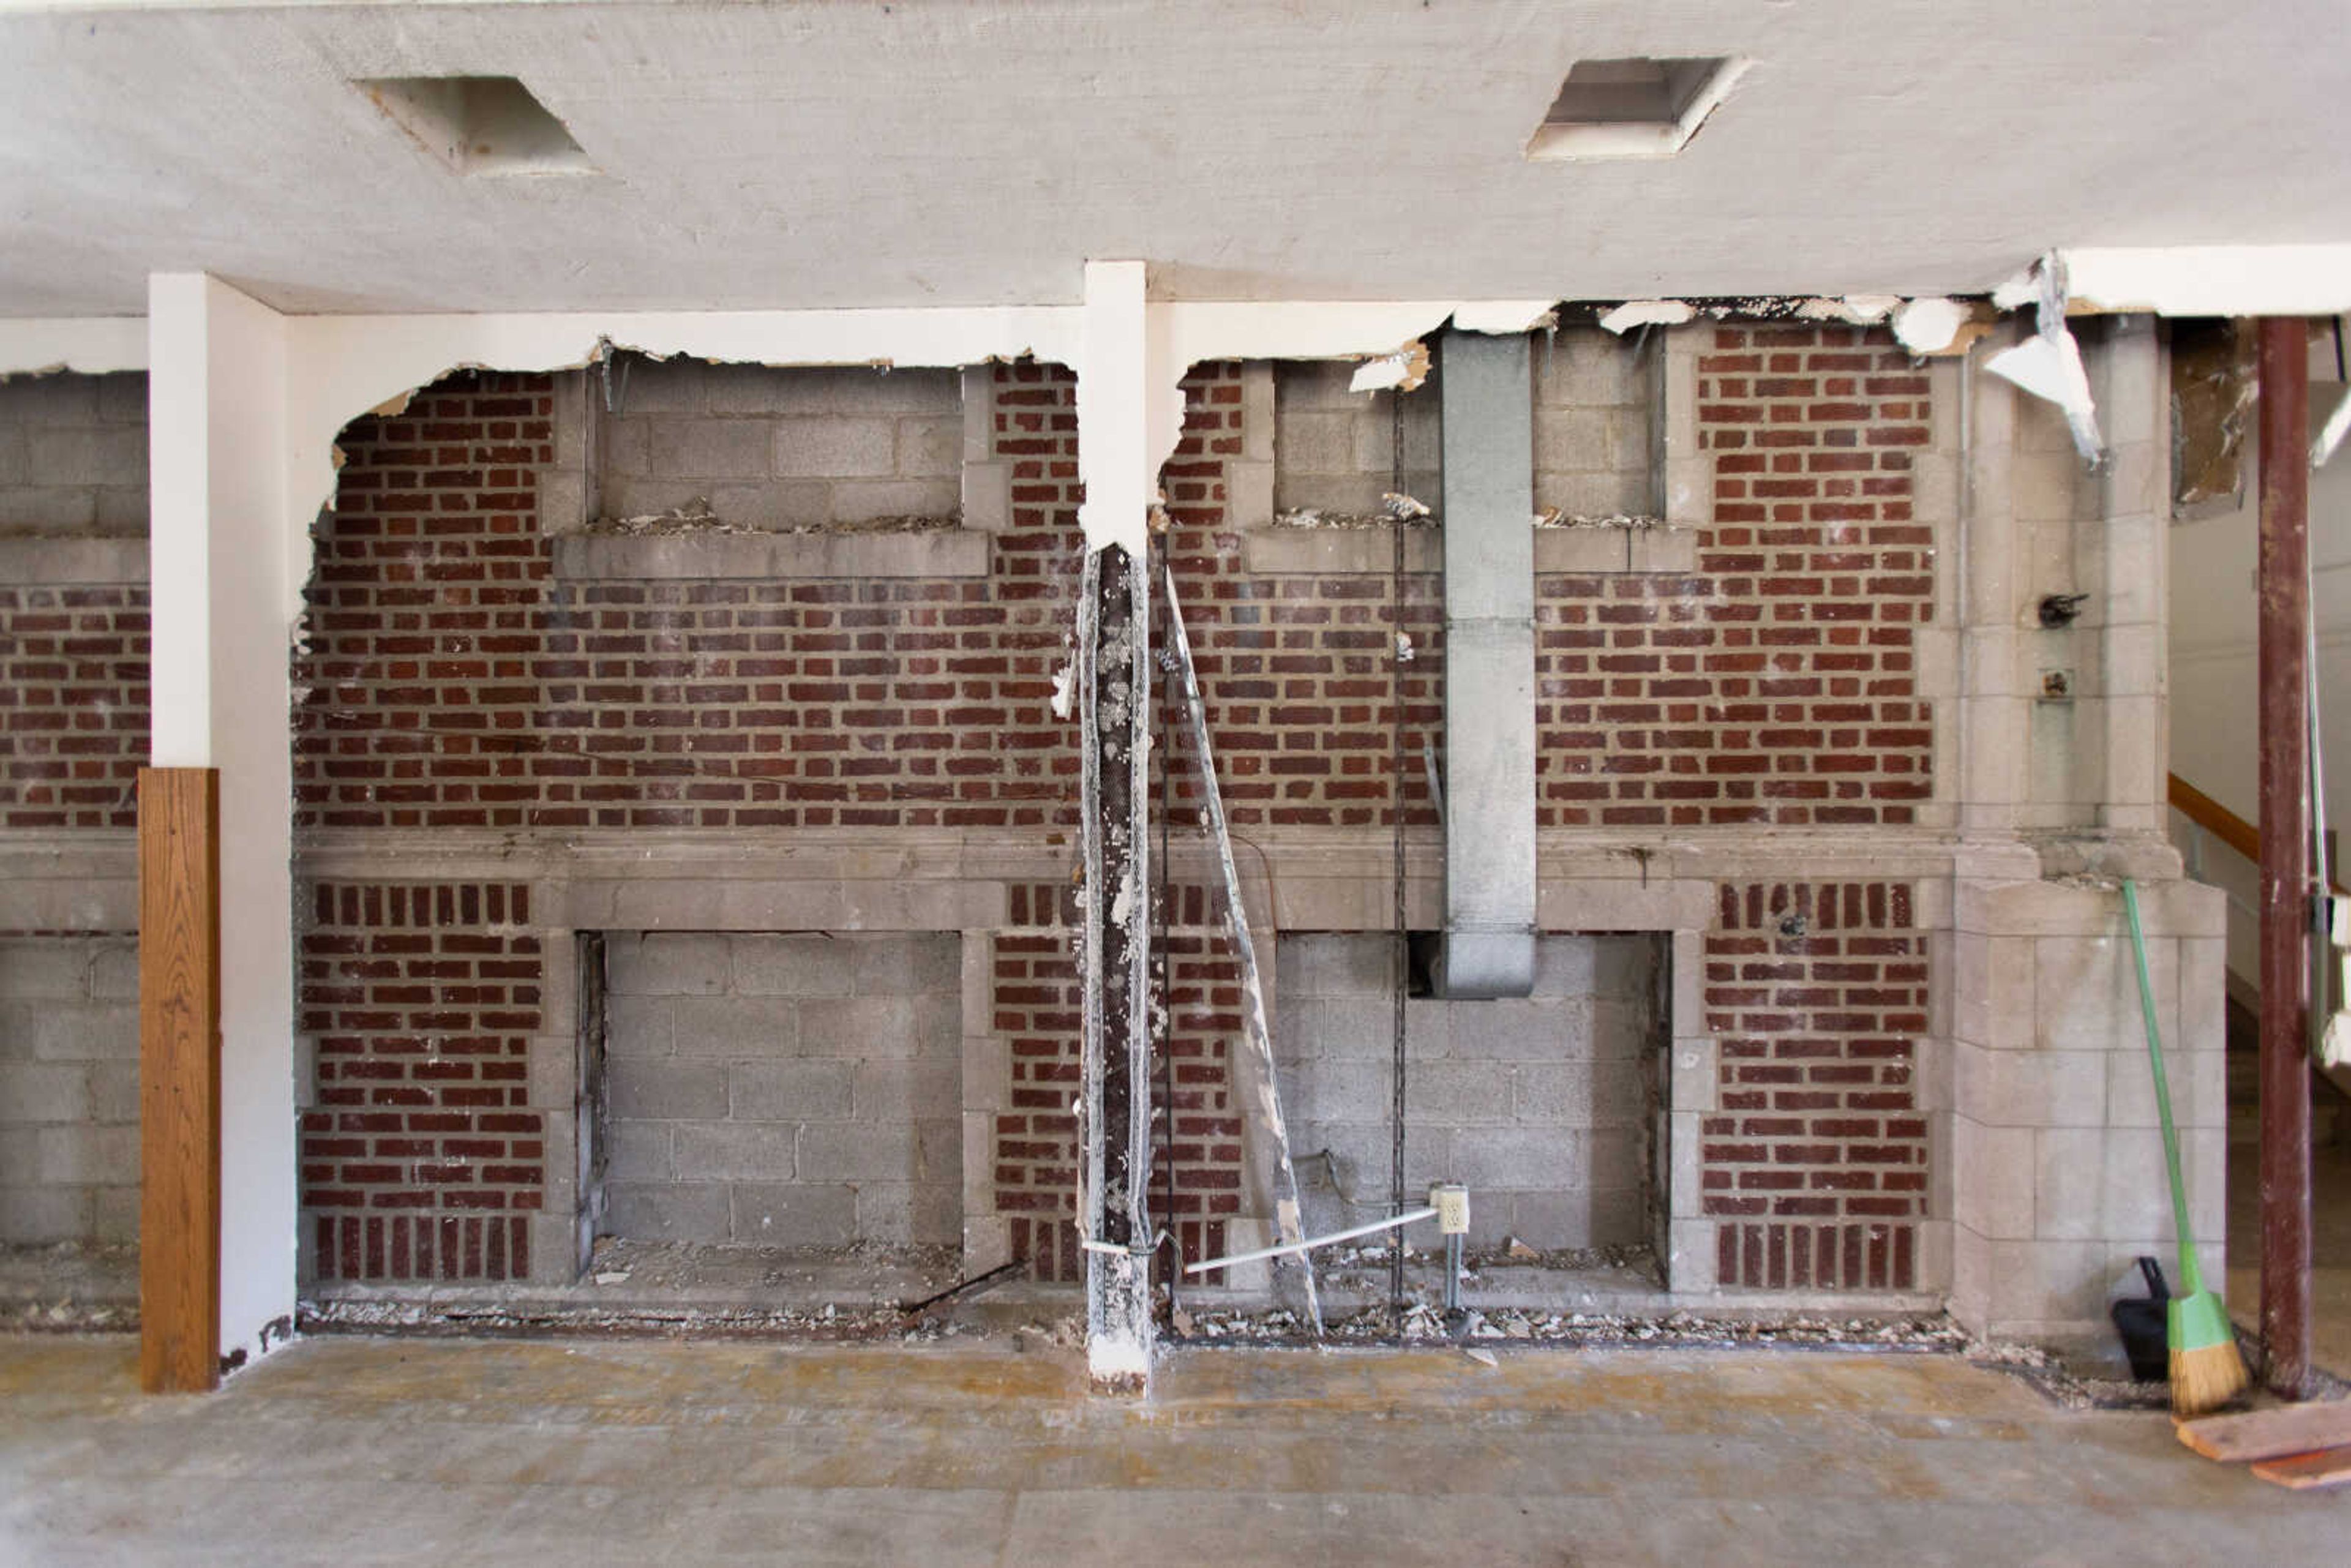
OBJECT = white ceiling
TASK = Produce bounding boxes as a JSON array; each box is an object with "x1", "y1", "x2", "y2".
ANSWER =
[{"x1": 2, "y1": 0, "x2": 2347, "y2": 318}]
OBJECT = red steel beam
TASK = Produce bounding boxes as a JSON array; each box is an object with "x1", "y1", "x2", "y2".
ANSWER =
[{"x1": 2255, "y1": 315, "x2": 2313, "y2": 1397}]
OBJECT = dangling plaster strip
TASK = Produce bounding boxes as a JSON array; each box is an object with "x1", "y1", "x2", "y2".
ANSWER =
[
  {"x1": 1984, "y1": 255, "x2": 2102, "y2": 463},
  {"x1": 1163, "y1": 562, "x2": 1325, "y2": 1334},
  {"x1": 1078, "y1": 261, "x2": 1153, "y2": 558},
  {"x1": 1599, "y1": 300, "x2": 1697, "y2": 335},
  {"x1": 0, "y1": 317, "x2": 148, "y2": 377}
]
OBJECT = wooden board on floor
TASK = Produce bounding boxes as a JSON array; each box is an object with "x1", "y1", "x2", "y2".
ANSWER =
[
  {"x1": 138, "y1": 767, "x2": 220, "y2": 1395},
  {"x1": 2178, "y1": 1401, "x2": 2351, "y2": 1463},
  {"x1": 2252, "y1": 1445, "x2": 2351, "y2": 1490}
]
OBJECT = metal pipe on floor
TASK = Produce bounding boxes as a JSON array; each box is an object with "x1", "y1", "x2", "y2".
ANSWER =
[{"x1": 2256, "y1": 313, "x2": 2314, "y2": 1397}]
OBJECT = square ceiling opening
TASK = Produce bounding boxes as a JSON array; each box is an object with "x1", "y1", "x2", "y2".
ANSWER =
[
  {"x1": 1525, "y1": 56, "x2": 1748, "y2": 162},
  {"x1": 357, "y1": 75, "x2": 593, "y2": 177}
]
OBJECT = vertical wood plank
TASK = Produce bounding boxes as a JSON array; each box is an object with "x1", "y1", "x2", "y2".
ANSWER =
[{"x1": 139, "y1": 767, "x2": 220, "y2": 1394}]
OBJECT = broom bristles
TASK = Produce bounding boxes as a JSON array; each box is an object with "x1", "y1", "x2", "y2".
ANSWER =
[{"x1": 2170, "y1": 1337, "x2": 2251, "y2": 1418}]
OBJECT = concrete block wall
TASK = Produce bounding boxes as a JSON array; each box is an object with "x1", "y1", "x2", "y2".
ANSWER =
[
  {"x1": 1274, "y1": 933, "x2": 1659, "y2": 1250},
  {"x1": 0, "y1": 936, "x2": 138, "y2": 1245},
  {"x1": 600, "y1": 932, "x2": 962, "y2": 1249},
  {"x1": 0, "y1": 372, "x2": 148, "y2": 536},
  {"x1": 594, "y1": 362, "x2": 962, "y2": 530},
  {"x1": 1270, "y1": 326, "x2": 1654, "y2": 523}
]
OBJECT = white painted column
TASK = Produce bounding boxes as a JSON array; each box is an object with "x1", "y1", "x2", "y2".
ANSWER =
[{"x1": 148, "y1": 274, "x2": 296, "y2": 1367}]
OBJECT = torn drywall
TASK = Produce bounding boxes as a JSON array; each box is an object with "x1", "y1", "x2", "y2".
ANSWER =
[
  {"x1": 1599, "y1": 300, "x2": 1697, "y2": 334},
  {"x1": 2056, "y1": 244, "x2": 2351, "y2": 317},
  {"x1": 1349, "y1": 340, "x2": 1431, "y2": 394},
  {"x1": 1892, "y1": 298, "x2": 1973, "y2": 355},
  {"x1": 0, "y1": 318, "x2": 148, "y2": 377},
  {"x1": 1985, "y1": 257, "x2": 2102, "y2": 462},
  {"x1": 2317, "y1": 385, "x2": 2351, "y2": 470}
]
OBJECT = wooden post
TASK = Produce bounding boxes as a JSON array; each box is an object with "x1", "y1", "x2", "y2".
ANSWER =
[
  {"x1": 2255, "y1": 315, "x2": 2313, "y2": 1398},
  {"x1": 138, "y1": 767, "x2": 221, "y2": 1394}
]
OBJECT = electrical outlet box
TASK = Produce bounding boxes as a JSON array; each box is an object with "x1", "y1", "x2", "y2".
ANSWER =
[{"x1": 1429, "y1": 1184, "x2": 1471, "y2": 1235}]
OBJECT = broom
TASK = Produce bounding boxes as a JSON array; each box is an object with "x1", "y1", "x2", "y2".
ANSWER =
[{"x1": 2121, "y1": 879, "x2": 2249, "y2": 1416}]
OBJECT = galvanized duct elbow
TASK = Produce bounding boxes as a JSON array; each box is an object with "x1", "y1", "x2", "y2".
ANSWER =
[{"x1": 1433, "y1": 329, "x2": 1536, "y2": 999}]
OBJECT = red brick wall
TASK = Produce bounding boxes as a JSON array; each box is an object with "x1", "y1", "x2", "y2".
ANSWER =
[
  {"x1": 0, "y1": 583, "x2": 148, "y2": 829},
  {"x1": 993, "y1": 880, "x2": 1240, "y2": 1284},
  {"x1": 1703, "y1": 880, "x2": 1928, "y2": 1290},
  {"x1": 1539, "y1": 324, "x2": 1932, "y2": 828},
  {"x1": 299, "y1": 880, "x2": 544, "y2": 1281}
]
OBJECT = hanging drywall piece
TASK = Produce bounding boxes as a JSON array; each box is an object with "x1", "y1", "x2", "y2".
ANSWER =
[
  {"x1": 1163, "y1": 563, "x2": 1325, "y2": 1335},
  {"x1": 1986, "y1": 255, "x2": 2102, "y2": 463},
  {"x1": 1450, "y1": 301, "x2": 1561, "y2": 335},
  {"x1": 1892, "y1": 297, "x2": 1973, "y2": 355},
  {"x1": 1598, "y1": 299, "x2": 1696, "y2": 335},
  {"x1": 1349, "y1": 340, "x2": 1431, "y2": 394},
  {"x1": 2315, "y1": 385, "x2": 2351, "y2": 470}
]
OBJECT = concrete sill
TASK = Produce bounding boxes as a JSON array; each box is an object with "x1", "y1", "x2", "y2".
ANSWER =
[
  {"x1": 0, "y1": 537, "x2": 148, "y2": 585},
  {"x1": 551, "y1": 527, "x2": 988, "y2": 582},
  {"x1": 1243, "y1": 523, "x2": 1693, "y2": 577}
]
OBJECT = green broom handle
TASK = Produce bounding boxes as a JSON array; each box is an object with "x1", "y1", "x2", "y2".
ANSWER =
[{"x1": 2122, "y1": 879, "x2": 2203, "y2": 1297}]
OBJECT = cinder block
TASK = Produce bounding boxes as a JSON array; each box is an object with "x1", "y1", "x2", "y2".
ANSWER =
[
  {"x1": 604, "y1": 1120, "x2": 673, "y2": 1182},
  {"x1": 728, "y1": 1182, "x2": 857, "y2": 1246},
  {"x1": 0, "y1": 372, "x2": 98, "y2": 424},
  {"x1": 89, "y1": 1184, "x2": 138, "y2": 1245},
  {"x1": 608, "y1": 933, "x2": 730, "y2": 997},
  {"x1": 729, "y1": 1059, "x2": 855, "y2": 1122},
  {"x1": 620, "y1": 360, "x2": 709, "y2": 414},
  {"x1": 1448, "y1": 1125, "x2": 1587, "y2": 1191},
  {"x1": 602, "y1": 1181, "x2": 731, "y2": 1243},
  {"x1": 37, "y1": 1123, "x2": 137, "y2": 1185},
  {"x1": 607, "y1": 1059, "x2": 729, "y2": 1122},
  {"x1": 1406, "y1": 1062, "x2": 1515, "y2": 1125},
  {"x1": 850, "y1": 934, "x2": 961, "y2": 999},
  {"x1": 669, "y1": 997, "x2": 800, "y2": 1059},
  {"x1": 894, "y1": 415, "x2": 964, "y2": 479},
  {"x1": 672, "y1": 1122, "x2": 798, "y2": 1182},
  {"x1": 853, "y1": 1180, "x2": 962, "y2": 1247},
  {"x1": 731, "y1": 934, "x2": 856, "y2": 997},
  {"x1": 28, "y1": 427, "x2": 146, "y2": 489},
  {"x1": 86, "y1": 1061, "x2": 137, "y2": 1124},
  {"x1": 796, "y1": 1120, "x2": 918, "y2": 1183},
  {"x1": 1279, "y1": 1056, "x2": 1391, "y2": 1127},
  {"x1": 1464, "y1": 998, "x2": 1591, "y2": 1061},
  {"x1": 0, "y1": 940, "x2": 91, "y2": 1000},
  {"x1": 851, "y1": 1059, "x2": 961, "y2": 1122},
  {"x1": 0, "y1": 1062, "x2": 92, "y2": 1123},
  {"x1": 603, "y1": 996, "x2": 675, "y2": 1059},
  {"x1": 88, "y1": 941, "x2": 138, "y2": 1002},
  {"x1": 0, "y1": 485, "x2": 96, "y2": 531},
  {"x1": 0, "y1": 1185, "x2": 89, "y2": 1244},
  {"x1": 649, "y1": 418, "x2": 772, "y2": 481},
  {"x1": 797, "y1": 997, "x2": 920, "y2": 1059},
  {"x1": 774, "y1": 417, "x2": 895, "y2": 479}
]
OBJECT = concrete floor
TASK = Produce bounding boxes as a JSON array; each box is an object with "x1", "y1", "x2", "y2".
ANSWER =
[{"x1": 6, "y1": 1335, "x2": 2349, "y2": 1566}]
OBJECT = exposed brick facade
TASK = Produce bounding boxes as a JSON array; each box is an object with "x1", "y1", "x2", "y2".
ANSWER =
[
  {"x1": 1538, "y1": 324, "x2": 1933, "y2": 828},
  {"x1": 1703, "y1": 880, "x2": 1929, "y2": 1290},
  {"x1": 0, "y1": 583, "x2": 148, "y2": 830},
  {"x1": 298, "y1": 881, "x2": 544, "y2": 1282}
]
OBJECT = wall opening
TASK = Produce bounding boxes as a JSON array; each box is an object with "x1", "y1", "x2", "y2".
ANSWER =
[
  {"x1": 588, "y1": 932, "x2": 963, "y2": 1299},
  {"x1": 1274, "y1": 931, "x2": 1667, "y2": 1289}
]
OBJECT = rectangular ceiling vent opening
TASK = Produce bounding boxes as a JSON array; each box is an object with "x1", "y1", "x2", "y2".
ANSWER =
[
  {"x1": 356, "y1": 75, "x2": 593, "y2": 177},
  {"x1": 1525, "y1": 56, "x2": 1748, "y2": 162}
]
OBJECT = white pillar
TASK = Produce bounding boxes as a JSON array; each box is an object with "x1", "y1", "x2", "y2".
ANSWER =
[{"x1": 147, "y1": 274, "x2": 296, "y2": 1366}]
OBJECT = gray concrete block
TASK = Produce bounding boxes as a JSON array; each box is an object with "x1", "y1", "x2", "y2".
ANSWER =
[
  {"x1": 727, "y1": 1182, "x2": 857, "y2": 1247},
  {"x1": 853, "y1": 1180, "x2": 961, "y2": 1246},
  {"x1": 1279, "y1": 1057, "x2": 1392, "y2": 1127},
  {"x1": 602, "y1": 1181, "x2": 731, "y2": 1243},
  {"x1": 732, "y1": 935, "x2": 856, "y2": 997},
  {"x1": 895, "y1": 414, "x2": 964, "y2": 479},
  {"x1": 0, "y1": 1062, "x2": 93, "y2": 1123},
  {"x1": 1513, "y1": 1060, "x2": 1648, "y2": 1128},
  {"x1": 600, "y1": 418, "x2": 650, "y2": 477},
  {"x1": 95, "y1": 371, "x2": 146, "y2": 424},
  {"x1": 0, "y1": 372, "x2": 98, "y2": 424},
  {"x1": 1448, "y1": 1126, "x2": 1587, "y2": 1191},
  {"x1": 0, "y1": 941, "x2": 91, "y2": 1000},
  {"x1": 850, "y1": 934, "x2": 961, "y2": 999},
  {"x1": 0, "y1": 1134, "x2": 39, "y2": 1185},
  {"x1": 89, "y1": 942, "x2": 139, "y2": 1002},
  {"x1": 851, "y1": 1059, "x2": 961, "y2": 1122},
  {"x1": 0, "y1": 486, "x2": 96, "y2": 531},
  {"x1": 608, "y1": 1059, "x2": 729, "y2": 1122},
  {"x1": 604, "y1": 996, "x2": 675, "y2": 1059},
  {"x1": 618, "y1": 360, "x2": 708, "y2": 415},
  {"x1": 672, "y1": 1122, "x2": 798, "y2": 1182},
  {"x1": 606, "y1": 1120, "x2": 673, "y2": 1182},
  {"x1": 608, "y1": 933, "x2": 731, "y2": 997},
  {"x1": 795, "y1": 1121, "x2": 918, "y2": 1184},
  {"x1": 1457, "y1": 999, "x2": 1592, "y2": 1060},
  {"x1": 37, "y1": 1123, "x2": 137, "y2": 1186},
  {"x1": 89, "y1": 1184, "x2": 138, "y2": 1245},
  {"x1": 27, "y1": 427, "x2": 146, "y2": 489},
  {"x1": 0, "y1": 1184, "x2": 89, "y2": 1244},
  {"x1": 1402, "y1": 1062, "x2": 1515, "y2": 1125},
  {"x1": 798, "y1": 997, "x2": 923, "y2": 1059},
  {"x1": 650, "y1": 418, "x2": 773, "y2": 481},
  {"x1": 669, "y1": 996, "x2": 801, "y2": 1058},
  {"x1": 773, "y1": 418, "x2": 895, "y2": 478},
  {"x1": 729, "y1": 1060, "x2": 855, "y2": 1122}
]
